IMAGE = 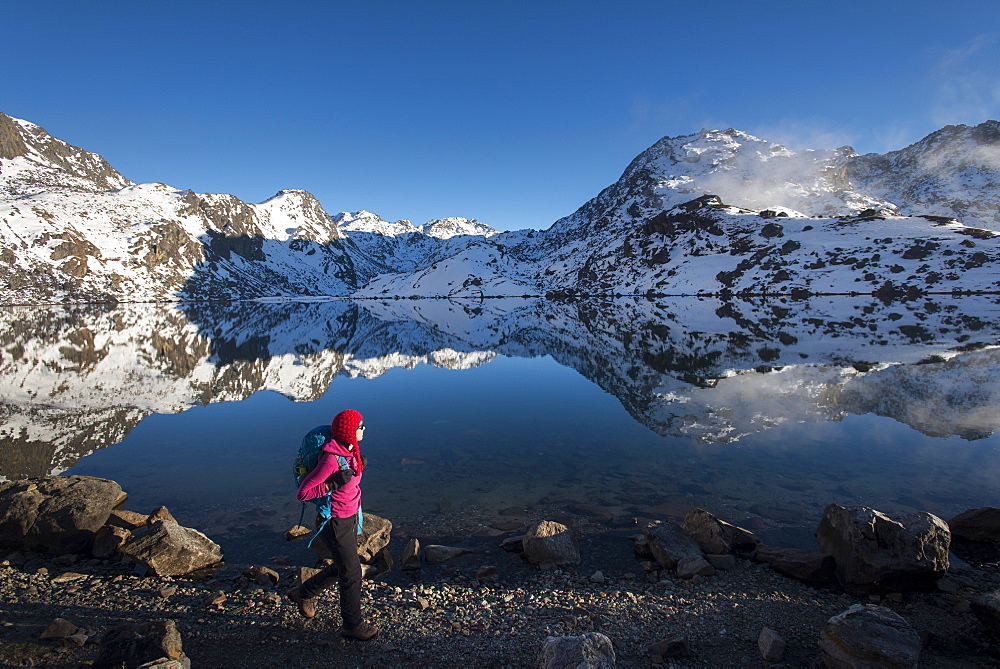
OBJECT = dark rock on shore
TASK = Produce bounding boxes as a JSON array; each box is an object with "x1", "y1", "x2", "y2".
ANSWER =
[
  {"x1": 816, "y1": 504, "x2": 950, "y2": 595},
  {"x1": 949, "y1": 507, "x2": 1000, "y2": 542},
  {"x1": 121, "y1": 520, "x2": 224, "y2": 577},
  {"x1": 755, "y1": 545, "x2": 836, "y2": 584},
  {"x1": 682, "y1": 508, "x2": 759, "y2": 555},
  {"x1": 93, "y1": 619, "x2": 190, "y2": 668},
  {"x1": 818, "y1": 604, "x2": 921, "y2": 668},
  {"x1": 523, "y1": 520, "x2": 580, "y2": 567},
  {"x1": 0, "y1": 476, "x2": 124, "y2": 554},
  {"x1": 538, "y1": 632, "x2": 615, "y2": 668}
]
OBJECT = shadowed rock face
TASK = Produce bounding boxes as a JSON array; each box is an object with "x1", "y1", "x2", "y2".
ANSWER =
[
  {"x1": 0, "y1": 113, "x2": 28, "y2": 159},
  {"x1": 815, "y1": 504, "x2": 951, "y2": 595},
  {"x1": 0, "y1": 476, "x2": 125, "y2": 554}
]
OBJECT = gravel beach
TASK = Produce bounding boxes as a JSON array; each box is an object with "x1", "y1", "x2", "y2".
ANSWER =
[{"x1": 2, "y1": 531, "x2": 998, "y2": 668}]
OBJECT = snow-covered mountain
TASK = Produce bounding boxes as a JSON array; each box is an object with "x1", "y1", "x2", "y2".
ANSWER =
[
  {"x1": 0, "y1": 113, "x2": 359, "y2": 303},
  {"x1": 2, "y1": 110, "x2": 999, "y2": 304},
  {"x1": 359, "y1": 125, "x2": 1000, "y2": 298},
  {"x1": 332, "y1": 210, "x2": 499, "y2": 282},
  {"x1": 848, "y1": 121, "x2": 1000, "y2": 231}
]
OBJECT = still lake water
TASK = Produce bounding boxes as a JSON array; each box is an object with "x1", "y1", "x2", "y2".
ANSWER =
[{"x1": 2, "y1": 295, "x2": 1000, "y2": 565}]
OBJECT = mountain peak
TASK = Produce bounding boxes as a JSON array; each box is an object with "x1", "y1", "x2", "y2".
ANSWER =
[
  {"x1": 420, "y1": 217, "x2": 497, "y2": 239},
  {"x1": 0, "y1": 110, "x2": 132, "y2": 197},
  {"x1": 847, "y1": 119, "x2": 1000, "y2": 230}
]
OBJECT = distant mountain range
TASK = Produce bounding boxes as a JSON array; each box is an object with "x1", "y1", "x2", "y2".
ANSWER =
[{"x1": 1, "y1": 111, "x2": 998, "y2": 304}]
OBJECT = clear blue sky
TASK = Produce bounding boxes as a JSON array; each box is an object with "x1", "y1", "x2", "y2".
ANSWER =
[{"x1": 5, "y1": 0, "x2": 999, "y2": 231}]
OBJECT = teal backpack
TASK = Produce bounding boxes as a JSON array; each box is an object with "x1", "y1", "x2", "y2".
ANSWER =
[{"x1": 294, "y1": 425, "x2": 363, "y2": 541}]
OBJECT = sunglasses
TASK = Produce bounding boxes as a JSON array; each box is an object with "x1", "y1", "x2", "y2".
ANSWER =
[{"x1": 358, "y1": 424, "x2": 366, "y2": 430}]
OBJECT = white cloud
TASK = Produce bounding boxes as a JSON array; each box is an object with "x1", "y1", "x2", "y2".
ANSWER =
[{"x1": 749, "y1": 119, "x2": 859, "y2": 152}]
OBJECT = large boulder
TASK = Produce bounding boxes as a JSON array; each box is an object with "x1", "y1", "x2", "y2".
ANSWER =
[
  {"x1": 815, "y1": 505, "x2": 949, "y2": 595},
  {"x1": 121, "y1": 521, "x2": 223, "y2": 577},
  {"x1": 0, "y1": 476, "x2": 125, "y2": 555},
  {"x1": 948, "y1": 507, "x2": 1000, "y2": 542},
  {"x1": 682, "y1": 508, "x2": 759, "y2": 554},
  {"x1": 523, "y1": 520, "x2": 580, "y2": 567},
  {"x1": 817, "y1": 604, "x2": 920, "y2": 668},
  {"x1": 643, "y1": 520, "x2": 703, "y2": 570},
  {"x1": 538, "y1": 632, "x2": 615, "y2": 668}
]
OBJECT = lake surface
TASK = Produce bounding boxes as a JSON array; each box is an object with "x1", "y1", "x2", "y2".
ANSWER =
[{"x1": 2, "y1": 295, "x2": 999, "y2": 565}]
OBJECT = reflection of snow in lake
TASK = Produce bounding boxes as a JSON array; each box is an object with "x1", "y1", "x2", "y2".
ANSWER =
[{"x1": 0, "y1": 296, "x2": 996, "y2": 562}]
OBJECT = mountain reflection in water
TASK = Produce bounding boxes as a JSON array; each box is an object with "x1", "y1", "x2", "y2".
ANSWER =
[{"x1": 1, "y1": 295, "x2": 999, "y2": 557}]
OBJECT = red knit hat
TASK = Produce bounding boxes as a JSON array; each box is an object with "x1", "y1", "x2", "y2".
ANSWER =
[{"x1": 331, "y1": 409, "x2": 364, "y2": 473}]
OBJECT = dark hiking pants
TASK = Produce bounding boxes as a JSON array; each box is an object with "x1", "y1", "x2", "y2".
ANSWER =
[{"x1": 299, "y1": 514, "x2": 363, "y2": 628}]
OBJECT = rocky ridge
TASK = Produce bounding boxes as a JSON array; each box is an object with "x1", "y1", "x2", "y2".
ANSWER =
[{"x1": 2, "y1": 110, "x2": 999, "y2": 303}]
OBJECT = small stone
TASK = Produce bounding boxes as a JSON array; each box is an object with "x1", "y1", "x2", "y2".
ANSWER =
[
  {"x1": 206, "y1": 591, "x2": 227, "y2": 606},
  {"x1": 65, "y1": 633, "x2": 89, "y2": 647},
  {"x1": 476, "y1": 565, "x2": 499, "y2": 584},
  {"x1": 401, "y1": 538, "x2": 421, "y2": 570},
  {"x1": 758, "y1": 627, "x2": 787, "y2": 662},
  {"x1": 147, "y1": 506, "x2": 178, "y2": 525},
  {"x1": 108, "y1": 509, "x2": 149, "y2": 531},
  {"x1": 424, "y1": 545, "x2": 472, "y2": 565},
  {"x1": 93, "y1": 525, "x2": 131, "y2": 559},
  {"x1": 676, "y1": 557, "x2": 715, "y2": 579},
  {"x1": 40, "y1": 618, "x2": 78, "y2": 639},
  {"x1": 589, "y1": 570, "x2": 606, "y2": 584},
  {"x1": 705, "y1": 554, "x2": 737, "y2": 570},
  {"x1": 159, "y1": 586, "x2": 177, "y2": 598},
  {"x1": 283, "y1": 526, "x2": 310, "y2": 542},
  {"x1": 648, "y1": 635, "x2": 690, "y2": 659},
  {"x1": 51, "y1": 571, "x2": 87, "y2": 584},
  {"x1": 243, "y1": 565, "x2": 279, "y2": 586},
  {"x1": 500, "y1": 535, "x2": 525, "y2": 553}
]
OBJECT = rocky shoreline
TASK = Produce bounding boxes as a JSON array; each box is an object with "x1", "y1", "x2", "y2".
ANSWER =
[{"x1": 2, "y1": 477, "x2": 1000, "y2": 667}]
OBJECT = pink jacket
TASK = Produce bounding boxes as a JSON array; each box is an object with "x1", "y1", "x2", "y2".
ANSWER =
[{"x1": 296, "y1": 439, "x2": 362, "y2": 518}]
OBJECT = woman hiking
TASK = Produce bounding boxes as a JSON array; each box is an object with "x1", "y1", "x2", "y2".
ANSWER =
[{"x1": 286, "y1": 409, "x2": 378, "y2": 640}]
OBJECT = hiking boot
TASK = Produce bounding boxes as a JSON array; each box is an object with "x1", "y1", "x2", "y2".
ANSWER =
[
  {"x1": 341, "y1": 621, "x2": 378, "y2": 640},
  {"x1": 286, "y1": 586, "x2": 316, "y2": 618}
]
